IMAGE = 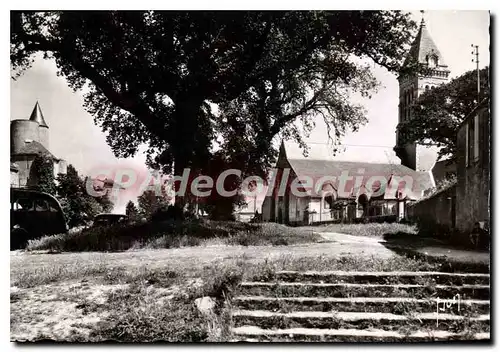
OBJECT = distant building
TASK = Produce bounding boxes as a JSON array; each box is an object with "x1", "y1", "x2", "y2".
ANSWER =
[
  {"x1": 10, "y1": 101, "x2": 67, "y2": 188},
  {"x1": 89, "y1": 177, "x2": 126, "y2": 198},
  {"x1": 234, "y1": 196, "x2": 263, "y2": 222},
  {"x1": 261, "y1": 142, "x2": 434, "y2": 225},
  {"x1": 394, "y1": 17, "x2": 451, "y2": 172},
  {"x1": 455, "y1": 98, "x2": 490, "y2": 233}
]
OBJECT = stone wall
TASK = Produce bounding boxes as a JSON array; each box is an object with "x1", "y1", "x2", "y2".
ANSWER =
[
  {"x1": 455, "y1": 106, "x2": 490, "y2": 234},
  {"x1": 407, "y1": 185, "x2": 456, "y2": 232},
  {"x1": 11, "y1": 156, "x2": 34, "y2": 188}
]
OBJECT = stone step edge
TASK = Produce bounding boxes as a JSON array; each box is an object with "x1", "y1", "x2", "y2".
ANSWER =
[
  {"x1": 232, "y1": 310, "x2": 490, "y2": 321},
  {"x1": 241, "y1": 282, "x2": 490, "y2": 289},
  {"x1": 275, "y1": 270, "x2": 490, "y2": 278},
  {"x1": 231, "y1": 326, "x2": 490, "y2": 340},
  {"x1": 234, "y1": 295, "x2": 490, "y2": 305}
]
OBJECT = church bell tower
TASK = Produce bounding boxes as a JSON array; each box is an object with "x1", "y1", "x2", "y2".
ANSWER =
[{"x1": 394, "y1": 12, "x2": 451, "y2": 172}]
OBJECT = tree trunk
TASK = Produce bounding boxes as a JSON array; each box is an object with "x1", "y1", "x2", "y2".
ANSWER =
[{"x1": 171, "y1": 97, "x2": 203, "y2": 211}]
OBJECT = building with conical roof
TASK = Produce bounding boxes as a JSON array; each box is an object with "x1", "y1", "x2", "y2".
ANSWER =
[
  {"x1": 394, "y1": 15, "x2": 451, "y2": 172},
  {"x1": 10, "y1": 101, "x2": 67, "y2": 188},
  {"x1": 29, "y1": 101, "x2": 50, "y2": 150}
]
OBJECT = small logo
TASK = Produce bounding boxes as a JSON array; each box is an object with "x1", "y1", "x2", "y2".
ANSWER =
[{"x1": 436, "y1": 293, "x2": 462, "y2": 327}]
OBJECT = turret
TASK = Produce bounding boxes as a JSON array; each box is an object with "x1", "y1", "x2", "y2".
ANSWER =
[{"x1": 29, "y1": 101, "x2": 49, "y2": 150}]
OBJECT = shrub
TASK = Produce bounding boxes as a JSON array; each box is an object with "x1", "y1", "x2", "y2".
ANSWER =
[
  {"x1": 225, "y1": 223, "x2": 321, "y2": 247},
  {"x1": 314, "y1": 222, "x2": 417, "y2": 237},
  {"x1": 26, "y1": 220, "x2": 321, "y2": 252},
  {"x1": 151, "y1": 205, "x2": 185, "y2": 222}
]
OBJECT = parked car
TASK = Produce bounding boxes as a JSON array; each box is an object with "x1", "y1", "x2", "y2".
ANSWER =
[
  {"x1": 10, "y1": 188, "x2": 68, "y2": 249},
  {"x1": 91, "y1": 213, "x2": 129, "y2": 227}
]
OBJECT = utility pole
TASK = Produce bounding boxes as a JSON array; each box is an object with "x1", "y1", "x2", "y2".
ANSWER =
[{"x1": 471, "y1": 44, "x2": 480, "y2": 102}]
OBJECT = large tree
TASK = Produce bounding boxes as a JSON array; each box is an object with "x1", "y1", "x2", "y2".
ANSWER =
[
  {"x1": 11, "y1": 11, "x2": 417, "y2": 207},
  {"x1": 398, "y1": 67, "x2": 490, "y2": 161}
]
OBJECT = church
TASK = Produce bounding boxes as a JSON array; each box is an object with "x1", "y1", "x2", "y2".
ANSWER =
[
  {"x1": 261, "y1": 17, "x2": 451, "y2": 225},
  {"x1": 10, "y1": 102, "x2": 67, "y2": 189}
]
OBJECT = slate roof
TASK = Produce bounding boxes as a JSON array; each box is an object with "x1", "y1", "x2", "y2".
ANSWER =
[
  {"x1": 286, "y1": 158, "x2": 434, "y2": 200},
  {"x1": 29, "y1": 101, "x2": 48, "y2": 128},
  {"x1": 13, "y1": 141, "x2": 56, "y2": 159},
  {"x1": 403, "y1": 20, "x2": 448, "y2": 68}
]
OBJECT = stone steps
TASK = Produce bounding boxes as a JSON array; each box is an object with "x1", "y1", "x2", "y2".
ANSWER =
[
  {"x1": 232, "y1": 326, "x2": 490, "y2": 342},
  {"x1": 239, "y1": 282, "x2": 490, "y2": 300},
  {"x1": 231, "y1": 270, "x2": 490, "y2": 342},
  {"x1": 233, "y1": 295, "x2": 490, "y2": 314},
  {"x1": 274, "y1": 270, "x2": 490, "y2": 286},
  {"x1": 232, "y1": 310, "x2": 490, "y2": 332}
]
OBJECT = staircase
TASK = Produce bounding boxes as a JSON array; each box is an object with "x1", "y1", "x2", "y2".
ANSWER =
[{"x1": 230, "y1": 270, "x2": 490, "y2": 342}]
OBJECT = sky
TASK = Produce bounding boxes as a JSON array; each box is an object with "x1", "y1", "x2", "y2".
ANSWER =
[{"x1": 10, "y1": 10, "x2": 490, "y2": 213}]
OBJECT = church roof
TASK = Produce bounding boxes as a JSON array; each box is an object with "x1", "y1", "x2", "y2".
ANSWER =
[
  {"x1": 279, "y1": 142, "x2": 434, "y2": 200},
  {"x1": 286, "y1": 158, "x2": 434, "y2": 200},
  {"x1": 403, "y1": 19, "x2": 448, "y2": 68},
  {"x1": 29, "y1": 101, "x2": 48, "y2": 128}
]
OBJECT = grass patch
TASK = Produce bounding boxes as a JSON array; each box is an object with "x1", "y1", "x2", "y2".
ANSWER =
[
  {"x1": 87, "y1": 261, "x2": 251, "y2": 342},
  {"x1": 11, "y1": 261, "x2": 109, "y2": 289},
  {"x1": 307, "y1": 222, "x2": 417, "y2": 237},
  {"x1": 26, "y1": 220, "x2": 322, "y2": 252},
  {"x1": 11, "y1": 258, "x2": 249, "y2": 342},
  {"x1": 244, "y1": 254, "x2": 441, "y2": 281},
  {"x1": 221, "y1": 223, "x2": 320, "y2": 247}
]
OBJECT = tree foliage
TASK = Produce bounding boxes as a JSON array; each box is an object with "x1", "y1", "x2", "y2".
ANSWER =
[
  {"x1": 56, "y1": 164, "x2": 114, "y2": 227},
  {"x1": 29, "y1": 154, "x2": 56, "y2": 194},
  {"x1": 11, "y1": 11, "x2": 417, "y2": 208},
  {"x1": 137, "y1": 189, "x2": 171, "y2": 220},
  {"x1": 125, "y1": 200, "x2": 140, "y2": 220},
  {"x1": 95, "y1": 192, "x2": 114, "y2": 214},
  {"x1": 398, "y1": 67, "x2": 490, "y2": 161}
]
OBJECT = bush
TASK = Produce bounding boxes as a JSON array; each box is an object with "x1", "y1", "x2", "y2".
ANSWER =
[
  {"x1": 314, "y1": 222, "x2": 417, "y2": 237},
  {"x1": 27, "y1": 220, "x2": 321, "y2": 252},
  {"x1": 151, "y1": 205, "x2": 186, "y2": 222},
  {"x1": 224, "y1": 223, "x2": 320, "y2": 247}
]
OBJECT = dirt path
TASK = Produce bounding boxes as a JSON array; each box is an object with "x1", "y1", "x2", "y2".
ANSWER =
[{"x1": 316, "y1": 232, "x2": 490, "y2": 265}]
